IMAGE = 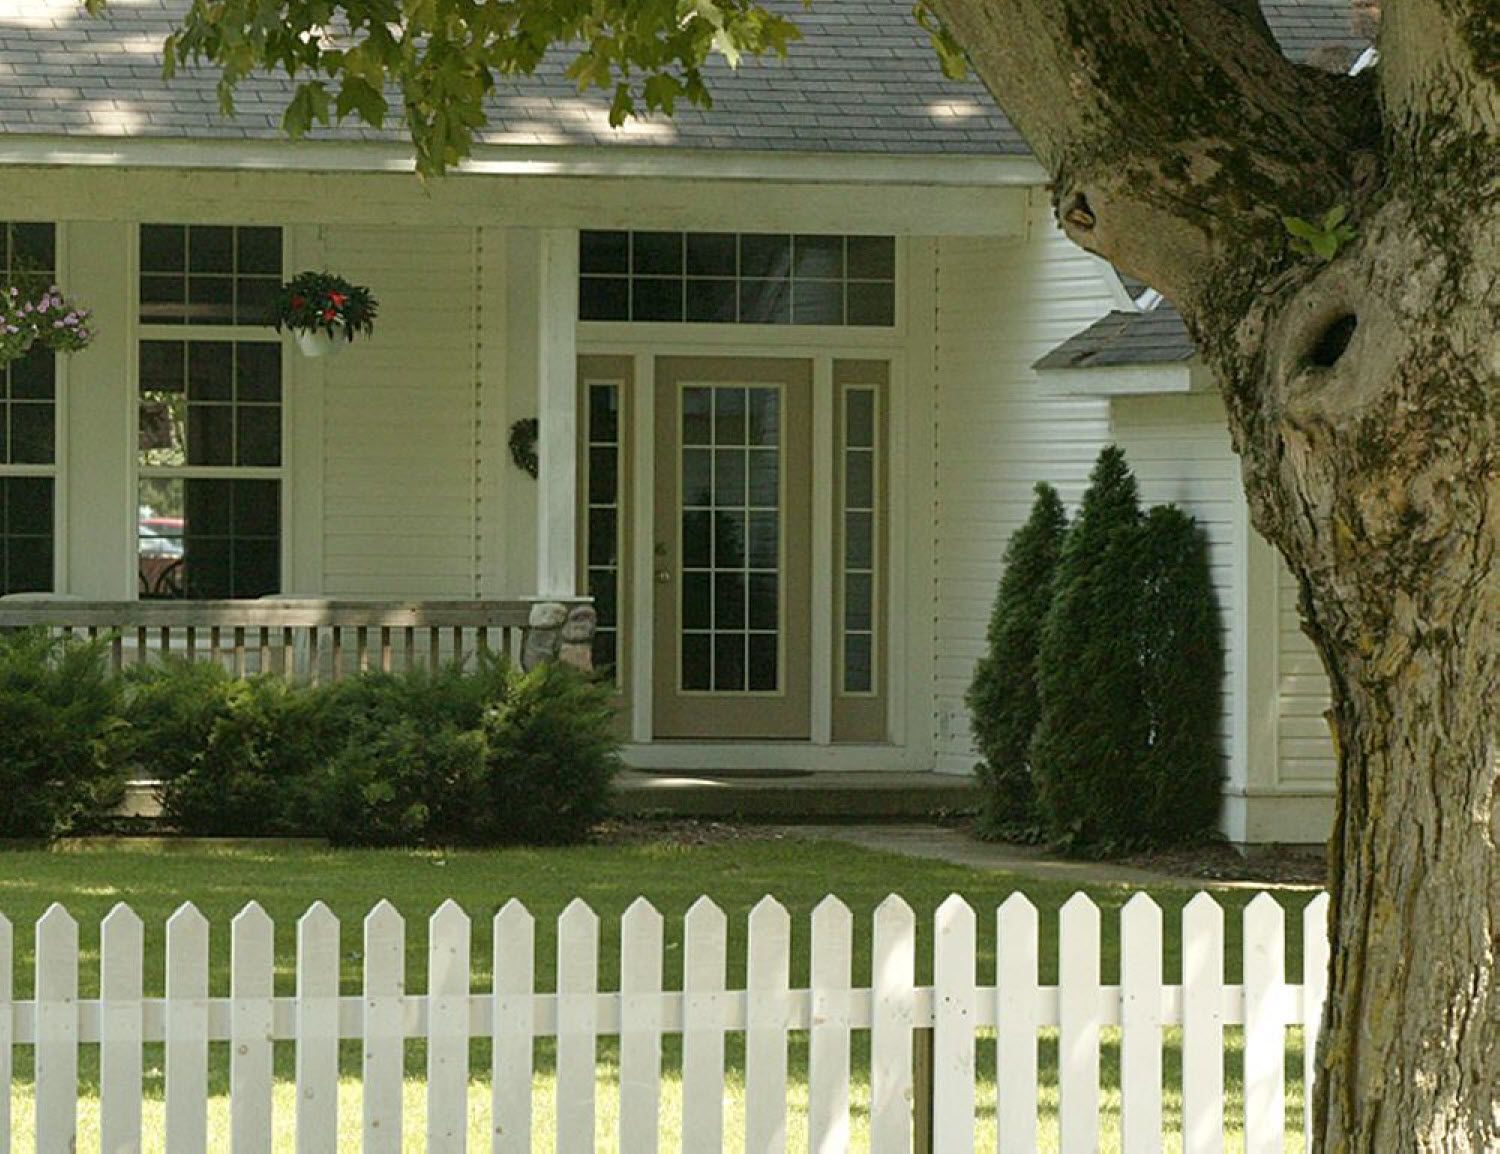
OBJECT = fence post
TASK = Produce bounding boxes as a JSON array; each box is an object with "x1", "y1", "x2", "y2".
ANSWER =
[{"x1": 912, "y1": 1027, "x2": 935, "y2": 1154}]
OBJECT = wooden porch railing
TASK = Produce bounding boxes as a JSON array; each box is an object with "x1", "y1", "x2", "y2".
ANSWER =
[{"x1": 0, "y1": 598, "x2": 596, "y2": 681}]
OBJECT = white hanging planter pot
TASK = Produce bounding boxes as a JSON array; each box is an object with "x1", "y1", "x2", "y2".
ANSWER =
[{"x1": 294, "y1": 328, "x2": 348, "y2": 359}]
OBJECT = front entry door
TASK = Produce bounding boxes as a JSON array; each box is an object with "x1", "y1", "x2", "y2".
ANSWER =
[{"x1": 653, "y1": 357, "x2": 813, "y2": 739}]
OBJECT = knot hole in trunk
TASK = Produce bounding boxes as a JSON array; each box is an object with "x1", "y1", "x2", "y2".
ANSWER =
[{"x1": 1306, "y1": 312, "x2": 1358, "y2": 368}]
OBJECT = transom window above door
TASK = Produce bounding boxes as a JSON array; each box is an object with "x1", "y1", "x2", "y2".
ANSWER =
[{"x1": 579, "y1": 232, "x2": 896, "y2": 326}]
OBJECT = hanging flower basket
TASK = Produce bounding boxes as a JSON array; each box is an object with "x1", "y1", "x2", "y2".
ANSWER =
[
  {"x1": 274, "y1": 271, "x2": 378, "y2": 356},
  {"x1": 0, "y1": 282, "x2": 93, "y2": 366}
]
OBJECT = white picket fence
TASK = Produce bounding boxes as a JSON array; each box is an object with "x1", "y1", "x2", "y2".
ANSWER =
[{"x1": 0, "y1": 891, "x2": 1330, "y2": 1153}]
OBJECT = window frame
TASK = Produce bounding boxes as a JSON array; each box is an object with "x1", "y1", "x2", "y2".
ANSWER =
[{"x1": 132, "y1": 226, "x2": 290, "y2": 601}]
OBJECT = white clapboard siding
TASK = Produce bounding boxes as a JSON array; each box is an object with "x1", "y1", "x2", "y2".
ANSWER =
[
  {"x1": 930, "y1": 212, "x2": 1116, "y2": 771},
  {"x1": 1276, "y1": 559, "x2": 1338, "y2": 785},
  {"x1": 2, "y1": 891, "x2": 1329, "y2": 1154}
]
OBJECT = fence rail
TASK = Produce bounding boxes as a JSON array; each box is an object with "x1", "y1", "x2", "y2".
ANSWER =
[
  {"x1": 0, "y1": 598, "x2": 591, "y2": 681},
  {"x1": 0, "y1": 891, "x2": 1330, "y2": 1153}
]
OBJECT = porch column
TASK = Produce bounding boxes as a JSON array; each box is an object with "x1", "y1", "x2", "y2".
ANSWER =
[{"x1": 533, "y1": 229, "x2": 580, "y2": 597}]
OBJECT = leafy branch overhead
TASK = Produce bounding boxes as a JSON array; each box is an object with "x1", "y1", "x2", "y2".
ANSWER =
[{"x1": 102, "y1": 0, "x2": 802, "y2": 176}]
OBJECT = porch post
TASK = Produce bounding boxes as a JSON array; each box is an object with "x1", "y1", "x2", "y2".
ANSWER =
[{"x1": 534, "y1": 229, "x2": 580, "y2": 598}]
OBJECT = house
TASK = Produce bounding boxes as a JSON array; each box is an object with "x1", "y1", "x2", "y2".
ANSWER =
[{"x1": 0, "y1": 0, "x2": 1367, "y2": 843}]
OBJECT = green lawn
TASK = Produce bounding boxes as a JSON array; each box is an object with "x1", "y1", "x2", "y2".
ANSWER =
[{"x1": 0, "y1": 839, "x2": 1318, "y2": 1151}]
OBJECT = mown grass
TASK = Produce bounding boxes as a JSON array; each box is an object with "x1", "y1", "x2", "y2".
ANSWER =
[{"x1": 0, "y1": 839, "x2": 1318, "y2": 1151}]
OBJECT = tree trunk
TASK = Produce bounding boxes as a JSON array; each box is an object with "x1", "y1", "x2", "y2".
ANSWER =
[{"x1": 918, "y1": 2, "x2": 1499, "y2": 1149}]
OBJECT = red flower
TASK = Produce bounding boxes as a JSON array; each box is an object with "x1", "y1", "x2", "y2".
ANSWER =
[
  {"x1": 327, "y1": 291, "x2": 348, "y2": 307},
  {"x1": 291, "y1": 294, "x2": 306, "y2": 309},
  {"x1": 322, "y1": 308, "x2": 337, "y2": 321}
]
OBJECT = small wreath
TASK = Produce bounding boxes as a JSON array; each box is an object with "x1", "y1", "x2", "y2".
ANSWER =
[{"x1": 509, "y1": 417, "x2": 539, "y2": 478}]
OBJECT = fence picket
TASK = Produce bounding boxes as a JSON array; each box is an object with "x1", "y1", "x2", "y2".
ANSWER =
[
  {"x1": 1121, "y1": 894, "x2": 1164, "y2": 1154},
  {"x1": 1181, "y1": 894, "x2": 1225, "y2": 1154},
  {"x1": 492, "y1": 901, "x2": 534, "y2": 1154},
  {"x1": 870, "y1": 896, "x2": 915, "y2": 1154},
  {"x1": 619, "y1": 899, "x2": 664, "y2": 1154},
  {"x1": 100, "y1": 903, "x2": 145, "y2": 1154},
  {"x1": 1058, "y1": 894, "x2": 1101, "y2": 1154},
  {"x1": 231, "y1": 903, "x2": 276, "y2": 1154},
  {"x1": 0, "y1": 914, "x2": 9, "y2": 1152},
  {"x1": 363, "y1": 901, "x2": 406, "y2": 1154},
  {"x1": 556, "y1": 900, "x2": 599, "y2": 1154},
  {"x1": 428, "y1": 901, "x2": 472, "y2": 1154},
  {"x1": 296, "y1": 903, "x2": 341, "y2": 1154},
  {"x1": 1244, "y1": 894, "x2": 1286, "y2": 1154},
  {"x1": 995, "y1": 894, "x2": 1038, "y2": 1152},
  {"x1": 809, "y1": 897, "x2": 853, "y2": 1154},
  {"x1": 932, "y1": 895, "x2": 976, "y2": 1154},
  {"x1": 681, "y1": 898, "x2": 727, "y2": 1154},
  {"x1": 165, "y1": 903, "x2": 209, "y2": 1154},
  {"x1": 1302, "y1": 894, "x2": 1330, "y2": 1149},
  {"x1": 35, "y1": 904, "x2": 79, "y2": 1154},
  {"x1": 745, "y1": 897, "x2": 791, "y2": 1154}
]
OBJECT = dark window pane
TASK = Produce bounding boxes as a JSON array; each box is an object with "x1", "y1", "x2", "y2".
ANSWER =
[
  {"x1": 9, "y1": 345, "x2": 55, "y2": 400},
  {"x1": 685, "y1": 279, "x2": 737, "y2": 323},
  {"x1": 139, "y1": 395, "x2": 185, "y2": 460},
  {"x1": 231, "y1": 537, "x2": 280, "y2": 598},
  {"x1": 714, "y1": 449, "x2": 746, "y2": 506},
  {"x1": 681, "y1": 633, "x2": 712, "y2": 690},
  {"x1": 844, "y1": 634, "x2": 873, "y2": 693},
  {"x1": 749, "y1": 390, "x2": 780, "y2": 447},
  {"x1": 687, "y1": 233, "x2": 737, "y2": 277},
  {"x1": 235, "y1": 277, "x2": 280, "y2": 326},
  {"x1": 140, "y1": 275, "x2": 186, "y2": 322},
  {"x1": 140, "y1": 224, "x2": 186, "y2": 272},
  {"x1": 747, "y1": 511, "x2": 778, "y2": 570},
  {"x1": 681, "y1": 449, "x2": 712, "y2": 507},
  {"x1": 748, "y1": 572, "x2": 779, "y2": 630},
  {"x1": 588, "y1": 447, "x2": 618, "y2": 505},
  {"x1": 6, "y1": 476, "x2": 52, "y2": 534},
  {"x1": 713, "y1": 511, "x2": 745, "y2": 568},
  {"x1": 740, "y1": 234, "x2": 790, "y2": 279},
  {"x1": 847, "y1": 236, "x2": 896, "y2": 280},
  {"x1": 715, "y1": 572, "x2": 746, "y2": 629},
  {"x1": 588, "y1": 507, "x2": 617, "y2": 567},
  {"x1": 188, "y1": 226, "x2": 233, "y2": 273},
  {"x1": 580, "y1": 231, "x2": 629, "y2": 275},
  {"x1": 10, "y1": 403, "x2": 54, "y2": 464},
  {"x1": 187, "y1": 342, "x2": 233, "y2": 401},
  {"x1": 846, "y1": 389, "x2": 876, "y2": 449},
  {"x1": 588, "y1": 569, "x2": 618, "y2": 625},
  {"x1": 845, "y1": 573, "x2": 873, "y2": 631},
  {"x1": 593, "y1": 631, "x2": 617, "y2": 674},
  {"x1": 236, "y1": 227, "x2": 282, "y2": 275},
  {"x1": 681, "y1": 389, "x2": 713, "y2": 446},
  {"x1": 682, "y1": 572, "x2": 711, "y2": 630},
  {"x1": 713, "y1": 634, "x2": 746, "y2": 692},
  {"x1": 11, "y1": 222, "x2": 55, "y2": 270},
  {"x1": 714, "y1": 388, "x2": 747, "y2": 445},
  {"x1": 0, "y1": 227, "x2": 6, "y2": 270},
  {"x1": 232, "y1": 480, "x2": 280, "y2": 537},
  {"x1": 236, "y1": 407, "x2": 280, "y2": 467},
  {"x1": 739, "y1": 279, "x2": 791, "y2": 325},
  {"x1": 187, "y1": 405, "x2": 233, "y2": 465},
  {"x1": 184, "y1": 538, "x2": 233, "y2": 599},
  {"x1": 184, "y1": 479, "x2": 231, "y2": 535},
  {"x1": 580, "y1": 276, "x2": 629, "y2": 321},
  {"x1": 748, "y1": 633, "x2": 778, "y2": 691},
  {"x1": 794, "y1": 235, "x2": 844, "y2": 279},
  {"x1": 235, "y1": 343, "x2": 282, "y2": 402},
  {"x1": 588, "y1": 384, "x2": 619, "y2": 444},
  {"x1": 792, "y1": 281, "x2": 844, "y2": 326},
  {"x1": 139, "y1": 341, "x2": 185, "y2": 392},
  {"x1": 632, "y1": 232, "x2": 683, "y2": 276},
  {"x1": 0, "y1": 409, "x2": 7, "y2": 464},
  {"x1": 846, "y1": 510, "x2": 874, "y2": 570},
  {"x1": 748, "y1": 450, "x2": 778, "y2": 508},
  {"x1": 631, "y1": 278, "x2": 683, "y2": 322},
  {"x1": 847, "y1": 282, "x2": 896, "y2": 327},
  {"x1": 681, "y1": 510, "x2": 711, "y2": 568},
  {"x1": 847, "y1": 452, "x2": 875, "y2": 508},
  {"x1": 6, "y1": 536, "x2": 53, "y2": 594},
  {"x1": 186, "y1": 275, "x2": 234, "y2": 324}
]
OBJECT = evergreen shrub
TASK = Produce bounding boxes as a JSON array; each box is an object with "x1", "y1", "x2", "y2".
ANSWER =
[{"x1": 965, "y1": 482, "x2": 1068, "y2": 835}]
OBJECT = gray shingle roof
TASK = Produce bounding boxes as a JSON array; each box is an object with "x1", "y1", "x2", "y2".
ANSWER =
[
  {"x1": 0, "y1": 0, "x2": 1372, "y2": 156},
  {"x1": 1033, "y1": 303, "x2": 1198, "y2": 370}
]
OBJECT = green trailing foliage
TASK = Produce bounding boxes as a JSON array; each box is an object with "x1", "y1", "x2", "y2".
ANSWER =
[
  {"x1": 966, "y1": 482, "x2": 1068, "y2": 837},
  {"x1": 1282, "y1": 204, "x2": 1357, "y2": 261},
  {"x1": 1030, "y1": 446, "x2": 1148, "y2": 850},
  {"x1": 0, "y1": 630, "x2": 126, "y2": 839}
]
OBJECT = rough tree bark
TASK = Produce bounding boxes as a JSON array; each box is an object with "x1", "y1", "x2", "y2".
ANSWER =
[{"x1": 920, "y1": 0, "x2": 1498, "y2": 1150}]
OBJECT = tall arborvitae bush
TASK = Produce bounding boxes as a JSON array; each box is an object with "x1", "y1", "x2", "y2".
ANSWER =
[
  {"x1": 966, "y1": 482, "x2": 1068, "y2": 834},
  {"x1": 1134, "y1": 505, "x2": 1226, "y2": 841},
  {"x1": 1030, "y1": 446, "x2": 1148, "y2": 848}
]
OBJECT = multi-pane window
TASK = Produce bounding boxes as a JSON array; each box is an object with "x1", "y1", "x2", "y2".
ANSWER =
[
  {"x1": 840, "y1": 386, "x2": 879, "y2": 694},
  {"x1": 580, "y1": 232, "x2": 896, "y2": 327},
  {"x1": 139, "y1": 224, "x2": 282, "y2": 326},
  {"x1": 0, "y1": 222, "x2": 58, "y2": 595},
  {"x1": 680, "y1": 385, "x2": 781, "y2": 693},
  {"x1": 138, "y1": 226, "x2": 283, "y2": 599},
  {"x1": 585, "y1": 381, "x2": 623, "y2": 674}
]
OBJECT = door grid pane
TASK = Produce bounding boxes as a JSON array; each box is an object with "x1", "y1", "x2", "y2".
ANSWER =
[{"x1": 680, "y1": 384, "x2": 781, "y2": 693}]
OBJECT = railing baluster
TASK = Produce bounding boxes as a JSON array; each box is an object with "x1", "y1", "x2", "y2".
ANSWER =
[
  {"x1": 282, "y1": 626, "x2": 294, "y2": 679},
  {"x1": 331, "y1": 626, "x2": 343, "y2": 683},
  {"x1": 258, "y1": 626, "x2": 270, "y2": 675},
  {"x1": 357, "y1": 625, "x2": 369, "y2": 674},
  {"x1": 308, "y1": 626, "x2": 320, "y2": 687},
  {"x1": 380, "y1": 626, "x2": 392, "y2": 673},
  {"x1": 233, "y1": 626, "x2": 246, "y2": 678}
]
